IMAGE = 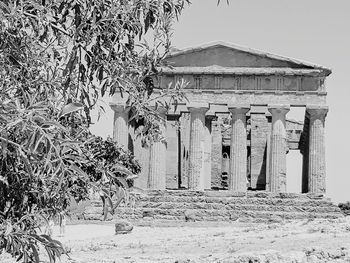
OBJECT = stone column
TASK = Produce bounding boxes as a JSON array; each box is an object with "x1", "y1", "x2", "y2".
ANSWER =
[
  {"x1": 268, "y1": 105, "x2": 290, "y2": 192},
  {"x1": 228, "y1": 106, "x2": 250, "y2": 191},
  {"x1": 148, "y1": 108, "x2": 167, "y2": 190},
  {"x1": 307, "y1": 106, "x2": 328, "y2": 193},
  {"x1": 179, "y1": 113, "x2": 191, "y2": 188},
  {"x1": 188, "y1": 104, "x2": 209, "y2": 190},
  {"x1": 133, "y1": 129, "x2": 149, "y2": 189},
  {"x1": 210, "y1": 118, "x2": 222, "y2": 189},
  {"x1": 111, "y1": 104, "x2": 129, "y2": 149},
  {"x1": 203, "y1": 116, "x2": 214, "y2": 190},
  {"x1": 265, "y1": 129, "x2": 271, "y2": 191}
]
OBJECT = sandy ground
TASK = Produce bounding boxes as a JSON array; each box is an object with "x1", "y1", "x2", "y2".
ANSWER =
[{"x1": 2, "y1": 218, "x2": 350, "y2": 263}]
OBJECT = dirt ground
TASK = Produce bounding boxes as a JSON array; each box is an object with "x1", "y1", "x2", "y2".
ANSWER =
[{"x1": 2, "y1": 217, "x2": 350, "y2": 263}]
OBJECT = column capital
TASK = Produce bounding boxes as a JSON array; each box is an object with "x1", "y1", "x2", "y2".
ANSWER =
[
  {"x1": 110, "y1": 103, "x2": 128, "y2": 113},
  {"x1": 228, "y1": 105, "x2": 250, "y2": 115},
  {"x1": 268, "y1": 104, "x2": 290, "y2": 115},
  {"x1": 306, "y1": 105, "x2": 328, "y2": 119},
  {"x1": 187, "y1": 103, "x2": 209, "y2": 113}
]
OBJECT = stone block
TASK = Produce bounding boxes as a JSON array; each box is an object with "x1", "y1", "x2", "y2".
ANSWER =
[
  {"x1": 115, "y1": 220, "x2": 133, "y2": 234},
  {"x1": 184, "y1": 210, "x2": 198, "y2": 222}
]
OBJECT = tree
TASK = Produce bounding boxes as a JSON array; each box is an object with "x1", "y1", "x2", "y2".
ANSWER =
[{"x1": 0, "y1": 0, "x2": 189, "y2": 262}]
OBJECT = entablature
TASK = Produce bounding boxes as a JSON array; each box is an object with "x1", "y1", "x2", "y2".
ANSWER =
[{"x1": 157, "y1": 74, "x2": 326, "y2": 92}]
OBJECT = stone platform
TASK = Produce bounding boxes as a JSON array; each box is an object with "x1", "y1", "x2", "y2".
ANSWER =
[{"x1": 83, "y1": 190, "x2": 343, "y2": 223}]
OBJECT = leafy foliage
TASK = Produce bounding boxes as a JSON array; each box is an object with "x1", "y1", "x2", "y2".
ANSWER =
[
  {"x1": 1, "y1": 0, "x2": 188, "y2": 127},
  {"x1": 0, "y1": 0, "x2": 189, "y2": 262},
  {"x1": 1, "y1": 217, "x2": 65, "y2": 263},
  {"x1": 82, "y1": 136, "x2": 141, "y2": 220}
]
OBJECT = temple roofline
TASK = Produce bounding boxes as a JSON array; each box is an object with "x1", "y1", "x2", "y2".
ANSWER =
[{"x1": 166, "y1": 41, "x2": 332, "y2": 76}]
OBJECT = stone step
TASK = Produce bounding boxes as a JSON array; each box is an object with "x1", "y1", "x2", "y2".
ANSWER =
[
  {"x1": 136, "y1": 196, "x2": 333, "y2": 207},
  {"x1": 90, "y1": 195, "x2": 334, "y2": 208},
  {"x1": 83, "y1": 207, "x2": 342, "y2": 222},
  {"x1": 87, "y1": 201, "x2": 340, "y2": 214},
  {"x1": 133, "y1": 202, "x2": 340, "y2": 213},
  {"x1": 84, "y1": 190, "x2": 342, "y2": 222},
  {"x1": 142, "y1": 190, "x2": 330, "y2": 200},
  {"x1": 126, "y1": 208, "x2": 341, "y2": 220}
]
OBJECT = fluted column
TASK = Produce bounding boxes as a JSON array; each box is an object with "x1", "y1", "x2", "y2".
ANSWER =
[
  {"x1": 148, "y1": 108, "x2": 167, "y2": 190},
  {"x1": 110, "y1": 104, "x2": 129, "y2": 149},
  {"x1": 268, "y1": 105, "x2": 290, "y2": 192},
  {"x1": 307, "y1": 106, "x2": 328, "y2": 193},
  {"x1": 203, "y1": 116, "x2": 214, "y2": 190},
  {"x1": 210, "y1": 118, "x2": 222, "y2": 189},
  {"x1": 228, "y1": 106, "x2": 250, "y2": 191},
  {"x1": 188, "y1": 104, "x2": 209, "y2": 190}
]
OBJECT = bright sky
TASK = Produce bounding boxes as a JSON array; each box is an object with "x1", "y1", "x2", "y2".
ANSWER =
[{"x1": 91, "y1": 0, "x2": 350, "y2": 203}]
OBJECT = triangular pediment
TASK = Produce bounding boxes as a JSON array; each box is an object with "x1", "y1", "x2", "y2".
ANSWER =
[{"x1": 165, "y1": 42, "x2": 330, "y2": 75}]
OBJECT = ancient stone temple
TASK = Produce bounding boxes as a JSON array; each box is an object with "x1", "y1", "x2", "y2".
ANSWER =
[
  {"x1": 84, "y1": 42, "x2": 342, "y2": 222},
  {"x1": 111, "y1": 41, "x2": 330, "y2": 194}
]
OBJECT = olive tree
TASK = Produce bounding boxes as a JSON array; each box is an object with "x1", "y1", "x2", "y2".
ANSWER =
[{"x1": 0, "y1": 0, "x2": 189, "y2": 261}]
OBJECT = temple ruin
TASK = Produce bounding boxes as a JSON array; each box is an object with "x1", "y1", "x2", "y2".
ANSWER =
[{"x1": 110, "y1": 42, "x2": 330, "y2": 195}]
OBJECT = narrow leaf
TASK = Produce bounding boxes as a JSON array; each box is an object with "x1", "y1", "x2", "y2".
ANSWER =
[{"x1": 59, "y1": 103, "x2": 84, "y2": 117}]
